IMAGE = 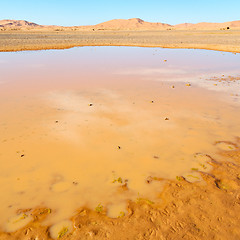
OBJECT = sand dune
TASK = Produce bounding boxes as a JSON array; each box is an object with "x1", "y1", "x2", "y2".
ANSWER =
[
  {"x1": 0, "y1": 19, "x2": 59, "y2": 30},
  {"x1": 1, "y1": 18, "x2": 240, "y2": 30},
  {"x1": 176, "y1": 20, "x2": 240, "y2": 29},
  {"x1": 0, "y1": 19, "x2": 41, "y2": 28},
  {"x1": 93, "y1": 18, "x2": 171, "y2": 30}
]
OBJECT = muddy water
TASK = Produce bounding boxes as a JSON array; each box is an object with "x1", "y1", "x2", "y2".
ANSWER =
[{"x1": 0, "y1": 47, "x2": 240, "y2": 230}]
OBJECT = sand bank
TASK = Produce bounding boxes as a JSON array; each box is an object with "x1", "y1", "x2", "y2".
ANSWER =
[{"x1": 0, "y1": 29, "x2": 240, "y2": 53}]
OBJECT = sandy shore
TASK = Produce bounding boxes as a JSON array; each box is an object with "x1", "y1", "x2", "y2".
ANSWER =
[
  {"x1": 1, "y1": 141, "x2": 240, "y2": 240},
  {"x1": 1, "y1": 29, "x2": 240, "y2": 53}
]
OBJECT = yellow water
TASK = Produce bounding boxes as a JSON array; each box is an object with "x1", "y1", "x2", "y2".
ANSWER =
[{"x1": 0, "y1": 47, "x2": 240, "y2": 230}]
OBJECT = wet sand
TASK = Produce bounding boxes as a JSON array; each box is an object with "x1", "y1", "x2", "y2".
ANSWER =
[
  {"x1": 1, "y1": 146, "x2": 240, "y2": 240},
  {"x1": 0, "y1": 29, "x2": 240, "y2": 53},
  {"x1": 0, "y1": 48, "x2": 240, "y2": 239}
]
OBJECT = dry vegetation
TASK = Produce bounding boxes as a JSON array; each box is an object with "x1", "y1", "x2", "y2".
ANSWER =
[{"x1": 0, "y1": 29, "x2": 240, "y2": 53}]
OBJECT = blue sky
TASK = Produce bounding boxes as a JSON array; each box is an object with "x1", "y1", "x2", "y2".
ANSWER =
[{"x1": 0, "y1": 0, "x2": 239, "y2": 26}]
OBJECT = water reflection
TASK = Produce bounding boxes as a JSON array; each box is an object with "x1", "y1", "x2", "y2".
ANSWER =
[{"x1": 0, "y1": 47, "x2": 239, "y2": 230}]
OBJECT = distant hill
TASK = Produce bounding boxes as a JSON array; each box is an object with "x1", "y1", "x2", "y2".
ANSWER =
[
  {"x1": 0, "y1": 19, "x2": 59, "y2": 29},
  {"x1": 0, "y1": 18, "x2": 240, "y2": 30},
  {"x1": 93, "y1": 18, "x2": 171, "y2": 30},
  {"x1": 175, "y1": 20, "x2": 240, "y2": 29},
  {"x1": 0, "y1": 19, "x2": 41, "y2": 28}
]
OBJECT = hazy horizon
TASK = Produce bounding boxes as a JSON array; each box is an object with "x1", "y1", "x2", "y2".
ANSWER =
[{"x1": 1, "y1": 17, "x2": 240, "y2": 28}]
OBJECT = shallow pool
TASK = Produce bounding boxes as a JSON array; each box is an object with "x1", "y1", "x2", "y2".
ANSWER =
[{"x1": 0, "y1": 47, "x2": 240, "y2": 230}]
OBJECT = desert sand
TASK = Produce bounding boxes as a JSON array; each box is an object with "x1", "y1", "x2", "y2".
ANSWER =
[{"x1": 0, "y1": 18, "x2": 240, "y2": 53}]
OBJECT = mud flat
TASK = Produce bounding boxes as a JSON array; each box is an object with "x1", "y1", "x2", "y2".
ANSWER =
[
  {"x1": 1, "y1": 146, "x2": 240, "y2": 240},
  {"x1": 0, "y1": 29, "x2": 240, "y2": 53},
  {"x1": 0, "y1": 47, "x2": 240, "y2": 239}
]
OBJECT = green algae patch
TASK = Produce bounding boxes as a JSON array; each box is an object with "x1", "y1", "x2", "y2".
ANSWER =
[
  {"x1": 95, "y1": 204, "x2": 103, "y2": 213},
  {"x1": 58, "y1": 227, "x2": 69, "y2": 238},
  {"x1": 5, "y1": 212, "x2": 33, "y2": 232},
  {"x1": 182, "y1": 172, "x2": 202, "y2": 183},
  {"x1": 49, "y1": 220, "x2": 73, "y2": 239},
  {"x1": 215, "y1": 141, "x2": 237, "y2": 151}
]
